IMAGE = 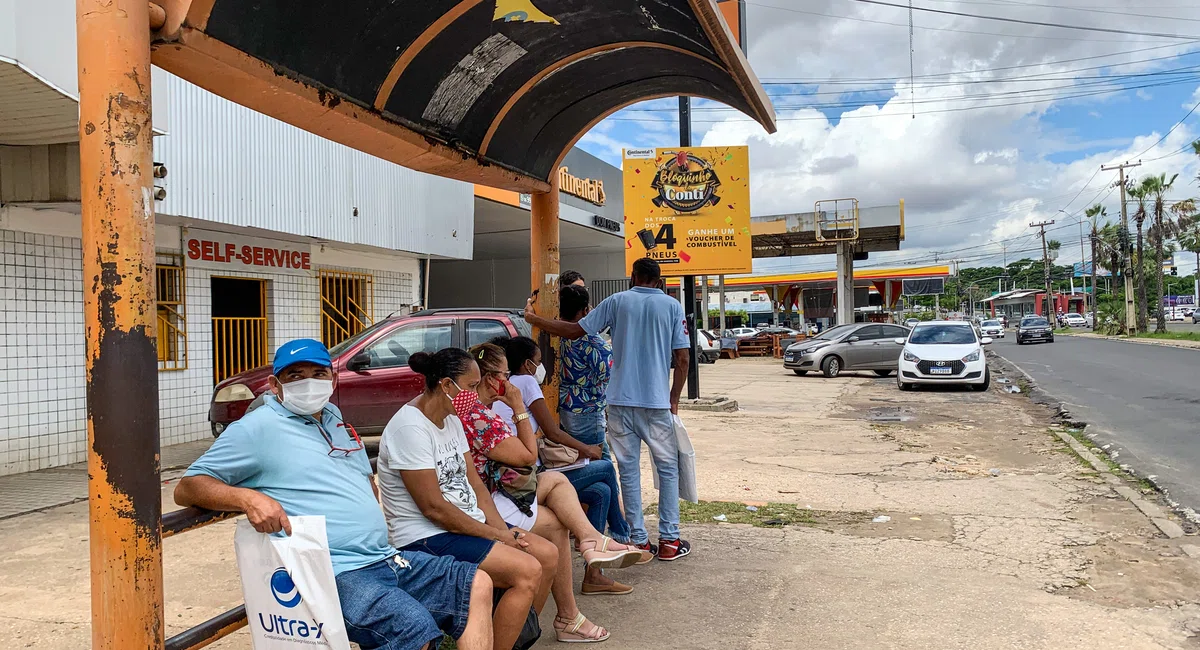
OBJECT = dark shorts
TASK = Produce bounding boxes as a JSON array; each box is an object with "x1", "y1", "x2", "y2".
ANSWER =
[
  {"x1": 402, "y1": 532, "x2": 498, "y2": 565},
  {"x1": 335, "y1": 551, "x2": 477, "y2": 649}
]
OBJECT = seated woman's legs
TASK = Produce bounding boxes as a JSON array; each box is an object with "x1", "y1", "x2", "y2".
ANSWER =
[
  {"x1": 475, "y1": 543, "x2": 544, "y2": 650},
  {"x1": 564, "y1": 459, "x2": 632, "y2": 543},
  {"x1": 530, "y1": 506, "x2": 608, "y2": 641}
]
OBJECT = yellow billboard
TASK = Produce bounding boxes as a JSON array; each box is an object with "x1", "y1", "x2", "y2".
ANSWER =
[{"x1": 623, "y1": 146, "x2": 752, "y2": 276}]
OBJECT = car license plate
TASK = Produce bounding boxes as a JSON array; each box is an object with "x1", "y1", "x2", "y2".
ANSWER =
[
  {"x1": 785, "y1": 354, "x2": 795, "y2": 362},
  {"x1": 929, "y1": 367, "x2": 953, "y2": 375}
]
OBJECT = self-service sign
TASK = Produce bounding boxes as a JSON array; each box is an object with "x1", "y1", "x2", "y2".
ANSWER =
[
  {"x1": 185, "y1": 229, "x2": 311, "y2": 274},
  {"x1": 622, "y1": 146, "x2": 752, "y2": 276}
]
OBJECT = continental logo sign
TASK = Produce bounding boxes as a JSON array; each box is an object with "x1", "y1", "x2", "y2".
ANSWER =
[
  {"x1": 623, "y1": 146, "x2": 752, "y2": 276},
  {"x1": 559, "y1": 166, "x2": 605, "y2": 206}
]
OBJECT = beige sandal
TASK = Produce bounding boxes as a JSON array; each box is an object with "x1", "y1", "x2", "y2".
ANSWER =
[
  {"x1": 555, "y1": 612, "x2": 609, "y2": 643},
  {"x1": 578, "y1": 537, "x2": 642, "y2": 570}
]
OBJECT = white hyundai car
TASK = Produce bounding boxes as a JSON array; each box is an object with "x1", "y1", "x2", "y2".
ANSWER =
[{"x1": 896, "y1": 321, "x2": 992, "y2": 392}]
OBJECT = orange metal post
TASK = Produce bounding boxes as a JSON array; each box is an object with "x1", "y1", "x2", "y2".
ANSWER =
[
  {"x1": 77, "y1": 0, "x2": 164, "y2": 648},
  {"x1": 530, "y1": 176, "x2": 561, "y2": 417}
]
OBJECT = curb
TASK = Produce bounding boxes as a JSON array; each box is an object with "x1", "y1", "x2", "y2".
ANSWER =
[
  {"x1": 1057, "y1": 332, "x2": 1200, "y2": 352},
  {"x1": 989, "y1": 350, "x2": 1190, "y2": 540},
  {"x1": 1052, "y1": 429, "x2": 1184, "y2": 539}
]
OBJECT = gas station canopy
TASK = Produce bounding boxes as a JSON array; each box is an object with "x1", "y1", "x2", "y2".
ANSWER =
[{"x1": 150, "y1": 0, "x2": 777, "y2": 193}]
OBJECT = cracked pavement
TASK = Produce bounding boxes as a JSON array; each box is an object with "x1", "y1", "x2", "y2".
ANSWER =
[{"x1": 0, "y1": 359, "x2": 1197, "y2": 648}]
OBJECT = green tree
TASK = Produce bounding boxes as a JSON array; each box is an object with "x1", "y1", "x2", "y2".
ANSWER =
[
  {"x1": 1142, "y1": 174, "x2": 1179, "y2": 332},
  {"x1": 1094, "y1": 220, "x2": 1128, "y2": 333}
]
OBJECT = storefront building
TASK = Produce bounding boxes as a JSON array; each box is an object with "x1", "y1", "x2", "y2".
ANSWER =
[
  {"x1": 430, "y1": 147, "x2": 626, "y2": 308},
  {"x1": 1, "y1": 4, "x2": 473, "y2": 474}
]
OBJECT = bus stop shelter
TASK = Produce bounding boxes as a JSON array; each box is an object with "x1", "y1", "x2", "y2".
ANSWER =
[{"x1": 76, "y1": 1, "x2": 775, "y2": 647}]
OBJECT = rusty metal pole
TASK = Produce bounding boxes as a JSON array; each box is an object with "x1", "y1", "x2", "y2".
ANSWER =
[
  {"x1": 77, "y1": 1, "x2": 164, "y2": 649},
  {"x1": 530, "y1": 176, "x2": 561, "y2": 420}
]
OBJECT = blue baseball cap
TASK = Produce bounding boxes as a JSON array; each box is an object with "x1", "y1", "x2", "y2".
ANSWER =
[{"x1": 272, "y1": 339, "x2": 332, "y2": 375}]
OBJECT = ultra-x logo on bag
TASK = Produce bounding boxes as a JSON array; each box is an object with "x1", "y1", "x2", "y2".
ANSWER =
[
  {"x1": 271, "y1": 568, "x2": 302, "y2": 607},
  {"x1": 258, "y1": 568, "x2": 326, "y2": 640}
]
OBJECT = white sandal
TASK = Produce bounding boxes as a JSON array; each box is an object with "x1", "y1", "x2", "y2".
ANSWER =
[
  {"x1": 579, "y1": 537, "x2": 641, "y2": 570},
  {"x1": 555, "y1": 612, "x2": 609, "y2": 643}
]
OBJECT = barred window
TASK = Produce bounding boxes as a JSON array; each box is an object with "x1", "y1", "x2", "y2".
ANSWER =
[{"x1": 156, "y1": 253, "x2": 187, "y2": 370}]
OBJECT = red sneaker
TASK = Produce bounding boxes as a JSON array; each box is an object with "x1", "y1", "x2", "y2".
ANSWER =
[
  {"x1": 657, "y1": 538, "x2": 691, "y2": 562},
  {"x1": 633, "y1": 541, "x2": 657, "y2": 565}
]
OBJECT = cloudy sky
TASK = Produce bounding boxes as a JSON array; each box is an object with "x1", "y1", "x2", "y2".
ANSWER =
[{"x1": 575, "y1": 0, "x2": 1200, "y2": 276}]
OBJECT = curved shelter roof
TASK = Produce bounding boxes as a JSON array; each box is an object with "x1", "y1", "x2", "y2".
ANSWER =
[{"x1": 151, "y1": 0, "x2": 776, "y2": 193}]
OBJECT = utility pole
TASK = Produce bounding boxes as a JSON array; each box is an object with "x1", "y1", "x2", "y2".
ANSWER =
[
  {"x1": 679, "y1": 96, "x2": 699, "y2": 399},
  {"x1": 1077, "y1": 215, "x2": 1088, "y2": 317},
  {"x1": 1031, "y1": 220, "x2": 1056, "y2": 317},
  {"x1": 1101, "y1": 161, "x2": 1141, "y2": 333},
  {"x1": 1090, "y1": 217, "x2": 1099, "y2": 330}
]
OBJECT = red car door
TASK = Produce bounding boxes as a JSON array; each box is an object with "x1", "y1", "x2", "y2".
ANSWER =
[{"x1": 335, "y1": 318, "x2": 454, "y2": 433}]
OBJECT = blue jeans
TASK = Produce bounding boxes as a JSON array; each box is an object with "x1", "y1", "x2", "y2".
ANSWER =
[
  {"x1": 606, "y1": 405, "x2": 680, "y2": 544},
  {"x1": 336, "y1": 552, "x2": 476, "y2": 650},
  {"x1": 561, "y1": 458, "x2": 632, "y2": 543},
  {"x1": 560, "y1": 409, "x2": 611, "y2": 460}
]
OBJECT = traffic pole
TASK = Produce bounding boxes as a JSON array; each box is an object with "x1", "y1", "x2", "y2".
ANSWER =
[{"x1": 77, "y1": 0, "x2": 164, "y2": 648}]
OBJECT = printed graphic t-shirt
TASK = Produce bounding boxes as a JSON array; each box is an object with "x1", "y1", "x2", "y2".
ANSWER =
[{"x1": 378, "y1": 404, "x2": 485, "y2": 548}]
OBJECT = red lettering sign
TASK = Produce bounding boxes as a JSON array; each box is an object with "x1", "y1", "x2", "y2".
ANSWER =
[{"x1": 184, "y1": 237, "x2": 311, "y2": 271}]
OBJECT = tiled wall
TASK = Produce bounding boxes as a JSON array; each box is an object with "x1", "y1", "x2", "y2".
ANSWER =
[{"x1": 0, "y1": 228, "x2": 416, "y2": 475}]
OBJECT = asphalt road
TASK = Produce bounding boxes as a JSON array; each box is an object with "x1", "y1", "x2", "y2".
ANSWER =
[{"x1": 992, "y1": 332, "x2": 1200, "y2": 518}]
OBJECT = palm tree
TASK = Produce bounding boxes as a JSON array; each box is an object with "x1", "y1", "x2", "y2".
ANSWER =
[
  {"x1": 1129, "y1": 179, "x2": 1151, "y2": 332},
  {"x1": 1094, "y1": 221, "x2": 1127, "y2": 333},
  {"x1": 1143, "y1": 174, "x2": 1178, "y2": 332}
]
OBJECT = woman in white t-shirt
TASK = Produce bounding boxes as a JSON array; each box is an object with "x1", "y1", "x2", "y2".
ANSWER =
[{"x1": 379, "y1": 348, "x2": 636, "y2": 644}]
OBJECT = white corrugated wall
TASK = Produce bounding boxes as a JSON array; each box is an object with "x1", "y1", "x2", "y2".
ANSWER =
[{"x1": 153, "y1": 71, "x2": 474, "y2": 260}]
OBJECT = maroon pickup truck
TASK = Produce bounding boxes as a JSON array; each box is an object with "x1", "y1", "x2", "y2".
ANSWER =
[{"x1": 209, "y1": 309, "x2": 531, "y2": 436}]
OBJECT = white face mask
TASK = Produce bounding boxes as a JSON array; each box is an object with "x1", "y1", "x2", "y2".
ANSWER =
[
  {"x1": 534, "y1": 363, "x2": 547, "y2": 385},
  {"x1": 279, "y1": 378, "x2": 334, "y2": 415}
]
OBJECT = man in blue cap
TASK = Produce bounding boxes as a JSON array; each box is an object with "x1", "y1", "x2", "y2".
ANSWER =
[{"x1": 176, "y1": 339, "x2": 494, "y2": 650}]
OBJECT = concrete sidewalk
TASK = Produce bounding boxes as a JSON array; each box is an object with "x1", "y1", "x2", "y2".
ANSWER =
[
  {"x1": 1062, "y1": 331, "x2": 1200, "y2": 351},
  {"x1": 0, "y1": 439, "x2": 212, "y2": 520},
  {"x1": 1, "y1": 361, "x2": 1198, "y2": 648}
]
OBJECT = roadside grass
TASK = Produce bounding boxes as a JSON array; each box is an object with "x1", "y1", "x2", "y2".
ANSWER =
[
  {"x1": 1133, "y1": 331, "x2": 1200, "y2": 343},
  {"x1": 645, "y1": 500, "x2": 820, "y2": 527},
  {"x1": 1058, "y1": 427, "x2": 1158, "y2": 493}
]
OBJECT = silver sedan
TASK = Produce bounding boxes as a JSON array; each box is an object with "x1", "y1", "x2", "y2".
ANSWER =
[{"x1": 784, "y1": 322, "x2": 912, "y2": 378}]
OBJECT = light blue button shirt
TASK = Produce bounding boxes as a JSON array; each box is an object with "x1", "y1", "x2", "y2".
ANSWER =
[
  {"x1": 184, "y1": 396, "x2": 395, "y2": 575},
  {"x1": 579, "y1": 286, "x2": 689, "y2": 410}
]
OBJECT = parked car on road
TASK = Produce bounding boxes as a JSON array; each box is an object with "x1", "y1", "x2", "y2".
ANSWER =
[
  {"x1": 979, "y1": 319, "x2": 1005, "y2": 338},
  {"x1": 1063, "y1": 312, "x2": 1087, "y2": 328},
  {"x1": 209, "y1": 308, "x2": 530, "y2": 436},
  {"x1": 904, "y1": 318, "x2": 920, "y2": 328},
  {"x1": 697, "y1": 329, "x2": 720, "y2": 364},
  {"x1": 896, "y1": 321, "x2": 992, "y2": 391},
  {"x1": 1016, "y1": 316, "x2": 1054, "y2": 345},
  {"x1": 1194, "y1": 310, "x2": 1200, "y2": 325},
  {"x1": 729, "y1": 327, "x2": 759, "y2": 339},
  {"x1": 783, "y1": 322, "x2": 910, "y2": 378}
]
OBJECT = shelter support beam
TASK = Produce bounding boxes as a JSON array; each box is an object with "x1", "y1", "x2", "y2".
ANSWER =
[
  {"x1": 531, "y1": 176, "x2": 561, "y2": 417},
  {"x1": 77, "y1": 0, "x2": 164, "y2": 648}
]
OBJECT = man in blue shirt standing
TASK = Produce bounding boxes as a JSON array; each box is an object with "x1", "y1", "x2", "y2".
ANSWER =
[
  {"x1": 176, "y1": 339, "x2": 493, "y2": 650},
  {"x1": 524, "y1": 258, "x2": 692, "y2": 562}
]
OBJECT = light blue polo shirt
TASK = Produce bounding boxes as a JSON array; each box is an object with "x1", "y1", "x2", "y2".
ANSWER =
[
  {"x1": 184, "y1": 396, "x2": 395, "y2": 575},
  {"x1": 579, "y1": 286, "x2": 689, "y2": 410}
]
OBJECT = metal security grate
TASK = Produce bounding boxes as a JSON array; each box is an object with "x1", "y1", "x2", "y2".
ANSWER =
[
  {"x1": 320, "y1": 269, "x2": 374, "y2": 348},
  {"x1": 590, "y1": 278, "x2": 628, "y2": 305},
  {"x1": 156, "y1": 253, "x2": 188, "y2": 371},
  {"x1": 212, "y1": 317, "x2": 268, "y2": 383}
]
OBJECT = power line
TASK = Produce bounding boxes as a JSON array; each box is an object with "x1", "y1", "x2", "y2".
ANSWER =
[
  {"x1": 757, "y1": 42, "x2": 1196, "y2": 84},
  {"x1": 846, "y1": 0, "x2": 1200, "y2": 40},
  {"x1": 744, "y1": 1, "x2": 1185, "y2": 43},
  {"x1": 915, "y1": 0, "x2": 1200, "y2": 23},
  {"x1": 608, "y1": 74, "x2": 1200, "y2": 123},
  {"x1": 1131, "y1": 98, "x2": 1200, "y2": 159}
]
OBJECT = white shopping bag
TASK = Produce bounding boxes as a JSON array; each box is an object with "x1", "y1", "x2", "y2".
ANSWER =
[
  {"x1": 234, "y1": 515, "x2": 352, "y2": 650},
  {"x1": 651, "y1": 414, "x2": 699, "y2": 503}
]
